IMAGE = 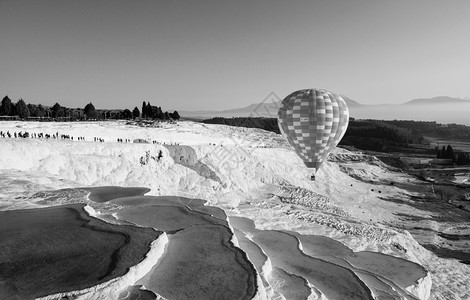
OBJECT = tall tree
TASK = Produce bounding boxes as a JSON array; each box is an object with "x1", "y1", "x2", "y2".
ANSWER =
[
  {"x1": 146, "y1": 102, "x2": 153, "y2": 118},
  {"x1": 0, "y1": 96, "x2": 13, "y2": 116},
  {"x1": 132, "y1": 107, "x2": 140, "y2": 119},
  {"x1": 156, "y1": 106, "x2": 163, "y2": 119},
  {"x1": 141, "y1": 101, "x2": 147, "y2": 118},
  {"x1": 445, "y1": 145, "x2": 455, "y2": 161},
  {"x1": 27, "y1": 103, "x2": 38, "y2": 117},
  {"x1": 170, "y1": 110, "x2": 180, "y2": 120},
  {"x1": 84, "y1": 102, "x2": 97, "y2": 119},
  {"x1": 122, "y1": 109, "x2": 132, "y2": 119},
  {"x1": 16, "y1": 99, "x2": 30, "y2": 119},
  {"x1": 37, "y1": 104, "x2": 46, "y2": 118},
  {"x1": 10, "y1": 102, "x2": 17, "y2": 116},
  {"x1": 51, "y1": 102, "x2": 64, "y2": 118}
]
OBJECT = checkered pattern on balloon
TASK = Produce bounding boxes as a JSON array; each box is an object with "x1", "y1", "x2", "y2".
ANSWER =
[{"x1": 277, "y1": 89, "x2": 349, "y2": 174}]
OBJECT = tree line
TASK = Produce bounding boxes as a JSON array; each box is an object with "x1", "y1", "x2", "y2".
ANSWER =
[
  {"x1": 436, "y1": 145, "x2": 470, "y2": 165},
  {"x1": 341, "y1": 119, "x2": 425, "y2": 147},
  {"x1": 380, "y1": 120, "x2": 470, "y2": 141},
  {"x1": 0, "y1": 96, "x2": 180, "y2": 121},
  {"x1": 140, "y1": 101, "x2": 179, "y2": 120}
]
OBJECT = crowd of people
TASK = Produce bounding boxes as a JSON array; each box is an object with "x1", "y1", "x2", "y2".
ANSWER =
[
  {"x1": 0, "y1": 130, "x2": 104, "y2": 143},
  {"x1": 0, "y1": 130, "x2": 64, "y2": 139},
  {"x1": 0, "y1": 130, "x2": 183, "y2": 146}
]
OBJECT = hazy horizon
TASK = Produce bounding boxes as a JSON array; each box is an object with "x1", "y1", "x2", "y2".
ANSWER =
[{"x1": 1, "y1": 1, "x2": 470, "y2": 111}]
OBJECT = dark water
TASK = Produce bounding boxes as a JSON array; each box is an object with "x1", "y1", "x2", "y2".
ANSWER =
[
  {"x1": 0, "y1": 203, "x2": 160, "y2": 299},
  {"x1": 84, "y1": 186, "x2": 150, "y2": 202}
]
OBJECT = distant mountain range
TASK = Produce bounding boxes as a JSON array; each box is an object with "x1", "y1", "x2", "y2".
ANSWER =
[
  {"x1": 404, "y1": 96, "x2": 470, "y2": 105},
  {"x1": 180, "y1": 96, "x2": 470, "y2": 125},
  {"x1": 180, "y1": 95, "x2": 363, "y2": 119}
]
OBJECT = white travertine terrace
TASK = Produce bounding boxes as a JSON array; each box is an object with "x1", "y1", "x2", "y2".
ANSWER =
[{"x1": 1, "y1": 120, "x2": 468, "y2": 299}]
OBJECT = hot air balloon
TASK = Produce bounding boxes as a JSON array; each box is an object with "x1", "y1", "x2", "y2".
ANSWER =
[{"x1": 277, "y1": 89, "x2": 349, "y2": 179}]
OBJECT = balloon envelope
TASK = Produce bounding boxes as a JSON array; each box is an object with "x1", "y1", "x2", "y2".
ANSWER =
[{"x1": 277, "y1": 89, "x2": 349, "y2": 172}]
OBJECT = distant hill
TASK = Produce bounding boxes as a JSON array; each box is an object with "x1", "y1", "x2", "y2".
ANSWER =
[
  {"x1": 180, "y1": 102, "x2": 279, "y2": 120},
  {"x1": 180, "y1": 95, "x2": 470, "y2": 125},
  {"x1": 181, "y1": 94, "x2": 362, "y2": 120},
  {"x1": 405, "y1": 96, "x2": 470, "y2": 105}
]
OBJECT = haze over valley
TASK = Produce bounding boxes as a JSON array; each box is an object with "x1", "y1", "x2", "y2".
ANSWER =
[{"x1": 181, "y1": 96, "x2": 470, "y2": 126}]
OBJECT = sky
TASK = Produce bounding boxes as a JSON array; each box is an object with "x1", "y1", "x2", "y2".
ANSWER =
[{"x1": 1, "y1": 0, "x2": 470, "y2": 110}]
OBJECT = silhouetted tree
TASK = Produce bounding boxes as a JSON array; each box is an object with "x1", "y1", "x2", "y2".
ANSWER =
[
  {"x1": 170, "y1": 110, "x2": 180, "y2": 120},
  {"x1": 37, "y1": 104, "x2": 46, "y2": 118},
  {"x1": 440, "y1": 146, "x2": 446, "y2": 158},
  {"x1": 122, "y1": 109, "x2": 132, "y2": 119},
  {"x1": 156, "y1": 106, "x2": 163, "y2": 119},
  {"x1": 10, "y1": 102, "x2": 16, "y2": 116},
  {"x1": 0, "y1": 96, "x2": 13, "y2": 116},
  {"x1": 51, "y1": 103, "x2": 65, "y2": 118},
  {"x1": 132, "y1": 107, "x2": 140, "y2": 119},
  {"x1": 27, "y1": 104, "x2": 38, "y2": 117},
  {"x1": 16, "y1": 99, "x2": 30, "y2": 119},
  {"x1": 84, "y1": 102, "x2": 97, "y2": 119},
  {"x1": 445, "y1": 145, "x2": 455, "y2": 161},
  {"x1": 146, "y1": 102, "x2": 153, "y2": 118},
  {"x1": 142, "y1": 101, "x2": 147, "y2": 118}
]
